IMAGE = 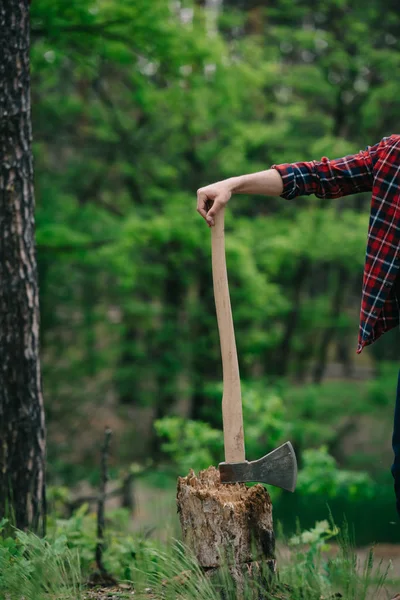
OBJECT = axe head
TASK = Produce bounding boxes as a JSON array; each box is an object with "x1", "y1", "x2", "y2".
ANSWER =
[{"x1": 218, "y1": 441, "x2": 297, "y2": 492}]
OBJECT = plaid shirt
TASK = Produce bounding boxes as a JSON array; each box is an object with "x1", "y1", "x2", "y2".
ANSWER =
[{"x1": 272, "y1": 134, "x2": 400, "y2": 354}]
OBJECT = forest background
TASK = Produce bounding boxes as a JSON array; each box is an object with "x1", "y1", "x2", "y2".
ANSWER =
[{"x1": 31, "y1": 0, "x2": 400, "y2": 545}]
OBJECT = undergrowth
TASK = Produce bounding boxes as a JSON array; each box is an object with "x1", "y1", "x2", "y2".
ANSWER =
[{"x1": 0, "y1": 511, "x2": 395, "y2": 599}]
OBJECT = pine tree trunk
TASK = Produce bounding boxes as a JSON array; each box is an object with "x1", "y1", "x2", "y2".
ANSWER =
[{"x1": 0, "y1": 0, "x2": 46, "y2": 533}]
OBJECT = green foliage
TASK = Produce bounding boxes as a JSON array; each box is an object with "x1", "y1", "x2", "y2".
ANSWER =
[
  {"x1": 285, "y1": 520, "x2": 340, "y2": 595},
  {"x1": 155, "y1": 382, "x2": 295, "y2": 474},
  {"x1": 279, "y1": 519, "x2": 390, "y2": 600},
  {"x1": 3, "y1": 0, "x2": 400, "y2": 592},
  {"x1": 154, "y1": 416, "x2": 224, "y2": 475},
  {"x1": 327, "y1": 521, "x2": 391, "y2": 600},
  {"x1": 27, "y1": 0, "x2": 400, "y2": 543},
  {"x1": 133, "y1": 540, "x2": 220, "y2": 600},
  {"x1": 156, "y1": 386, "x2": 375, "y2": 503},
  {"x1": 0, "y1": 509, "x2": 394, "y2": 600},
  {"x1": 31, "y1": 0, "x2": 400, "y2": 415},
  {"x1": 281, "y1": 374, "x2": 399, "y2": 468},
  {"x1": 297, "y1": 447, "x2": 374, "y2": 498},
  {"x1": 0, "y1": 518, "x2": 81, "y2": 599},
  {"x1": 289, "y1": 519, "x2": 339, "y2": 551},
  {"x1": 367, "y1": 362, "x2": 400, "y2": 407},
  {"x1": 50, "y1": 504, "x2": 147, "y2": 581}
]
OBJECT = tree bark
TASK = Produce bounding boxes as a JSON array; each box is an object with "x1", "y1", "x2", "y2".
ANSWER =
[
  {"x1": 0, "y1": 0, "x2": 46, "y2": 533},
  {"x1": 177, "y1": 467, "x2": 276, "y2": 596}
]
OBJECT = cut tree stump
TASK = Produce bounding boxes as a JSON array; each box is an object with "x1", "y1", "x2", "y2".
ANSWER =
[{"x1": 177, "y1": 466, "x2": 276, "y2": 597}]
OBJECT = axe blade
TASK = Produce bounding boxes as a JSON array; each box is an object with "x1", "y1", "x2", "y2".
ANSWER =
[{"x1": 219, "y1": 441, "x2": 298, "y2": 492}]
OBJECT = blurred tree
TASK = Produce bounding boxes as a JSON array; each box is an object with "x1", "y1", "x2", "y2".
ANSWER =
[
  {"x1": 0, "y1": 0, "x2": 46, "y2": 532},
  {"x1": 25, "y1": 0, "x2": 400, "y2": 475}
]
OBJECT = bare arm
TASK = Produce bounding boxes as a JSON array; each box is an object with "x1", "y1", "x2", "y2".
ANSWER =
[
  {"x1": 197, "y1": 169, "x2": 283, "y2": 226},
  {"x1": 197, "y1": 136, "x2": 395, "y2": 227}
]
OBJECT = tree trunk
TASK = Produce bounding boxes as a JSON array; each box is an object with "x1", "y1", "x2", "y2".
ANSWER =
[
  {"x1": 275, "y1": 257, "x2": 310, "y2": 377},
  {"x1": 336, "y1": 336, "x2": 354, "y2": 379},
  {"x1": 0, "y1": 0, "x2": 46, "y2": 533},
  {"x1": 313, "y1": 265, "x2": 349, "y2": 384},
  {"x1": 177, "y1": 467, "x2": 275, "y2": 597}
]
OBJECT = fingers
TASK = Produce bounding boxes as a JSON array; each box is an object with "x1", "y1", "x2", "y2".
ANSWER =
[
  {"x1": 196, "y1": 190, "x2": 209, "y2": 222},
  {"x1": 197, "y1": 188, "x2": 229, "y2": 227},
  {"x1": 205, "y1": 200, "x2": 222, "y2": 226}
]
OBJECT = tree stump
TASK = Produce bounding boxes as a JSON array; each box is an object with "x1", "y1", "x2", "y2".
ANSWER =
[{"x1": 177, "y1": 466, "x2": 276, "y2": 597}]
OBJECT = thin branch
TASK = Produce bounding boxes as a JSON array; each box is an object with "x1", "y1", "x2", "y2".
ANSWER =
[{"x1": 94, "y1": 427, "x2": 117, "y2": 585}]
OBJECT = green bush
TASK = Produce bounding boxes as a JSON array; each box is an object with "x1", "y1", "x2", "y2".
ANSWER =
[
  {"x1": 297, "y1": 446, "x2": 374, "y2": 498},
  {"x1": 155, "y1": 382, "x2": 293, "y2": 474},
  {"x1": 49, "y1": 504, "x2": 150, "y2": 581},
  {"x1": 155, "y1": 389, "x2": 374, "y2": 503},
  {"x1": 278, "y1": 519, "x2": 390, "y2": 600},
  {"x1": 154, "y1": 416, "x2": 224, "y2": 475}
]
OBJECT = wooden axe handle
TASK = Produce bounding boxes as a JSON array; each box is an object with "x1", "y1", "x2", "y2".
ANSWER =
[{"x1": 211, "y1": 208, "x2": 245, "y2": 464}]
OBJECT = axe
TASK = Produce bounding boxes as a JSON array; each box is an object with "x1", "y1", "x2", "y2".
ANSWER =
[{"x1": 210, "y1": 206, "x2": 297, "y2": 491}]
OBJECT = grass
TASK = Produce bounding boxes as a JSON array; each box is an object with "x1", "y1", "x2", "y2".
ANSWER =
[
  {"x1": 131, "y1": 522, "x2": 393, "y2": 600},
  {"x1": 0, "y1": 512, "x2": 397, "y2": 600},
  {"x1": 0, "y1": 520, "x2": 82, "y2": 599},
  {"x1": 274, "y1": 519, "x2": 392, "y2": 600}
]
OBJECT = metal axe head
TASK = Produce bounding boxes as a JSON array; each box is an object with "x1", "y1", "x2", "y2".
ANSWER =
[{"x1": 218, "y1": 441, "x2": 298, "y2": 492}]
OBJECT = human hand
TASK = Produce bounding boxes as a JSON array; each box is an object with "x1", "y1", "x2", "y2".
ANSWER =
[
  {"x1": 196, "y1": 180, "x2": 233, "y2": 227},
  {"x1": 196, "y1": 170, "x2": 284, "y2": 226}
]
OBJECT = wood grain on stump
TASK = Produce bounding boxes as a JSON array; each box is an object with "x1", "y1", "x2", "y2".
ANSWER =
[{"x1": 177, "y1": 466, "x2": 276, "y2": 582}]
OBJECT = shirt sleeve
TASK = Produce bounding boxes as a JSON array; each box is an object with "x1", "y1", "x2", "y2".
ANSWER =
[{"x1": 271, "y1": 137, "x2": 392, "y2": 200}]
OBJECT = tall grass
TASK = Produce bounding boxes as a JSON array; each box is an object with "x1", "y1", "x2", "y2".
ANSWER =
[
  {"x1": 132, "y1": 520, "x2": 392, "y2": 599},
  {"x1": 325, "y1": 521, "x2": 391, "y2": 600},
  {"x1": 0, "y1": 519, "x2": 81, "y2": 600},
  {"x1": 0, "y1": 514, "x2": 394, "y2": 600}
]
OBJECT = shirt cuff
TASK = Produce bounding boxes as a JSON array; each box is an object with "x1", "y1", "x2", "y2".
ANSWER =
[{"x1": 271, "y1": 163, "x2": 298, "y2": 200}]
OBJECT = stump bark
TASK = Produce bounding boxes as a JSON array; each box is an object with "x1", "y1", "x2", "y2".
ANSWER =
[{"x1": 177, "y1": 466, "x2": 276, "y2": 596}]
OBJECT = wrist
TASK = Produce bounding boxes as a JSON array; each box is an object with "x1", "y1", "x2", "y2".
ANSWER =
[{"x1": 226, "y1": 175, "x2": 244, "y2": 194}]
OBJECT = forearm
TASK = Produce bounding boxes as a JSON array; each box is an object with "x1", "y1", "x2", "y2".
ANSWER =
[
  {"x1": 227, "y1": 169, "x2": 284, "y2": 196},
  {"x1": 197, "y1": 137, "x2": 391, "y2": 226}
]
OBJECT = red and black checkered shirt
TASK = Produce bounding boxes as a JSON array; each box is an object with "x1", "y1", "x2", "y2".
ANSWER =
[{"x1": 272, "y1": 134, "x2": 400, "y2": 354}]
